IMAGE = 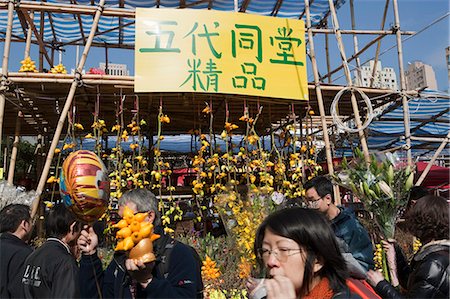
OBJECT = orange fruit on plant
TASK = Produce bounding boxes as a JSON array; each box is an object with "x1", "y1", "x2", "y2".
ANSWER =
[
  {"x1": 133, "y1": 212, "x2": 148, "y2": 222},
  {"x1": 115, "y1": 240, "x2": 125, "y2": 251},
  {"x1": 116, "y1": 227, "x2": 132, "y2": 239},
  {"x1": 139, "y1": 223, "x2": 153, "y2": 238},
  {"x1": 123, "y1": 206, "x2": 135, "y2": 224},
  {"x1": 131, "y1": 231, "x2": 143, "y2": 244},
  {"x1": 129, "y1": 221, "x2": 141, "y2": 232},
  {"x1": 122, "y1": 236, "x2": 135, "y2": 251},
  {"x1": 114, "y1": 219, "x2": 128, "y2": 229}
]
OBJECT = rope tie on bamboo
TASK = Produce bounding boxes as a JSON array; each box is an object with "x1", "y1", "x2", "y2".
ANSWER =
[
  {"x1": 0, "y1": 75, "x2": 11, "y2": 92},
  {"x1": 75, "y1": 70, "x2": 84, "y2": 87},
  {"x1": 96, "y1": 4, "x2": 104, "y2": 13},
  {"x1": 330, "y1": 86, "x2": 374, "y2": 133}
]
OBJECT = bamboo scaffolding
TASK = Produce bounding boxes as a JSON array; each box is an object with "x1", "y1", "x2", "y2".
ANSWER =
[
  {"x1": 7, "y1": 111, "x2": 22, "y2": 184},
  {"x1": 328, "y1": 0, "x2": 371, "y2": 164},
  {"x1": 0, "y1": 0, "x2": 14, "y2": 172},
  {"x1": 320, "y1": 34, "x2": 385, "y2": 81},
  {"x1": 19, "y1": 10, "x2": 53, "y2": 68},
  {"x1": 350, "y1": 0, "x2": 362, "y2": 86},
  {"x1": 393, "y1": 0, "x2": 412, "y2": 167},
  {"x1": 304, "y1": 0, "x2": 340, "y2": 203},
  {"x1": 324, "y1": 23, "x2": 331, "y2": 83},
  {"x1": 415, "y1": 131, "x2": 450, "y2": 186},
  {"x1": 5, "y1": 1, "x2": 135, "y2": 17},
  {"x1": 370, "y1": 0, "x2": 390, "y2": 88},
  {"x1": 410, "y1": 136, "x2": 450, "y2": 143},
  {"x1": 31, "y1": 0, "x2": 107, "y2": 219},
  {"x1": 24, "y1": 11, "x2": 34, "y2": 58}
]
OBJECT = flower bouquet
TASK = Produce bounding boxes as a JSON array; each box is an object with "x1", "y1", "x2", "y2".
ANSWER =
[{"x1": 333, "y1": 149, "x2": 414, "y2": 281}]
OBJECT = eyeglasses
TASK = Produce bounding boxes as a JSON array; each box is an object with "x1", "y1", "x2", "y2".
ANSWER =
[
  {"x1": 306, "y1": 196, "x2": 324, "y2": 208},
  {"x1": 257, "y1": 247, "x2": 302, "y2": 262}
]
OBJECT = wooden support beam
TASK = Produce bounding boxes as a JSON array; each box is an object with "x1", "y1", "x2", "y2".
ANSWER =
[
  {"x1": 393, "y1": 0, "x2": 412, "y2": 166},
  {"x1": 19, "y1": 10, "x2": 54, "y2": 68},
  {"x1": 271, "y1": 0, "x2": 283, "y2": 16},
  {"x1": 328, "y1": 0, "x2": 371, "y2": 164},
  {"x1": 72, "y1": 0, "x2": 87, "y2": 44},
  {"x1": 303, "y1": 0, "x2": 338, "y2": 202},
  {"x1": 0, "y1": 0, "x2": 14, "y2": 171},
  {"x1": 320, "y1": 34, "x2": 385, "y2": 81},
  {"x1": 7, "y1": 111, "x2": 22, "y2": 184},
  {"x1": 370, "y1": 0, "x2": 390, "y2": 88},
  {"x1": 32, "y1": 0, "x2": 107, "y2": 218},
  {"x1": 60, "y1": 21, "x2": 135, "y2": 47},
  {"x1": 415, "y1": 132, "x2": 450, "y2": 186},
  {"x1": 239, "y1": 0, "x2": 252, "y2": 12}
]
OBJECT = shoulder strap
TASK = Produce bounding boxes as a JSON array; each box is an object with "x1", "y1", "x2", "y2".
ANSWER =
[{"x1": 156, "y1": 238, "x2": 176, "y2": 279}]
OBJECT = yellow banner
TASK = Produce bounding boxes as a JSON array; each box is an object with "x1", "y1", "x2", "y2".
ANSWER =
[{"x1": 135, "y1": 9, "x2": 308, "y2": 101}]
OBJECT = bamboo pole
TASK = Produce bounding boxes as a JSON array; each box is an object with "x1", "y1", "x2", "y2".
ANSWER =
[
  {"x1": 0, "y1": 0, "x2": 14, "y2": 174},
  {"x1": 320, "y1": 34, "x2": 385, "y2": 82},
  {"x1": 324, "y1": 25, "x2": 331, "y2": 84},
  {"x1": 24, "y1": 11, "x2": 34, "y2": 58},
  {"x1": 370, "y1": 0, "x2": 390, "y2": 88},
  {"x1": 311, "y1": 28, "x2": 414, "y2": 35},
  {"x1": 303, "y1": 0, "x2": 340, "y2": 203},
  {"x1": 328, "y1": 0, "x2": 371, "y2": 164},
  {"x1": 415, "y1": 131, "x2": 450, "y2": 186},
  {"x1": 410, "y1": 136, "x2": 449, "y2": 143},
  {"x1": 393, "y1": 0, "x2": 412, "y2": 167},
  {"x1": 350, "y1": 0, "x2": 362, "y2": 86},
  {"x1": 32, "y1": 0, "x2": 107, "y2": 219},
  {"x1": 7, "y1": 111, "x2": 22, "y2": 185},
  {"x1": 20, "y1": 10, "x2": 53, "y2": 69}
]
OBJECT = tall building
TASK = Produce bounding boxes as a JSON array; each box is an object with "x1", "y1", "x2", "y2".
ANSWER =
[
  {"x1": 405, "y1": 61, "x2": 438, "y2": 90},
  {"x1": 99, "y1": 63, "x2": 129, "y2": 76},
  {"x1": 353, "y1": 60, "x2": 398, "y2": 90}
]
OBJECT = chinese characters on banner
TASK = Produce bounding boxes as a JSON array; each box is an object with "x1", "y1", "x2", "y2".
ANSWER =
[{"x1": 135, "y1": 9, "x2": 308, "y2": 101}]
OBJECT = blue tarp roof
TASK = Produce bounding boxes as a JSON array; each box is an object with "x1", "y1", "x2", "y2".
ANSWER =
[
  {"x1": 336, "y1": 89, "x2": 450, "y2": 158},
  {"x1": 0, "y1": 0, "x2": 345, "y2": 47}
]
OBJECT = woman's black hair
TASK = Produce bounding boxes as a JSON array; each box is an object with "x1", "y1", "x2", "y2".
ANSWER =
[
  {"x1": 406, "y1": 195, "x2": 449, "y2": 244},
  {"x1": 254, "y1": 207, "x2": 348, "y2": 297},
  {"x1": 45, "y1": 203, "x2": 80, "y2": 239}
]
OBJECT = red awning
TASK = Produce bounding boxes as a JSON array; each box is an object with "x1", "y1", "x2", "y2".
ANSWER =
[{"x1": 415, "y1": 162, "x2": 450, "y2": 189}]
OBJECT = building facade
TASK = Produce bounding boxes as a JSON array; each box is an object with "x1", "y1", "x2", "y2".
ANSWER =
[
  {"x1": 405, "y1": 61, "x2": 438, "y2": 90},
  {"x1": 99, "y1": 63, "x2": 129, "y2": 76},
  {"x1": 353, "y1": 60, "x2": 398, "y2": 90}
]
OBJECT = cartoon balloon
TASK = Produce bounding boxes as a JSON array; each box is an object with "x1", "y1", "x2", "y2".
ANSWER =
[{"x1": 59, "y1": 150, "x2": 110, "y2": 223}]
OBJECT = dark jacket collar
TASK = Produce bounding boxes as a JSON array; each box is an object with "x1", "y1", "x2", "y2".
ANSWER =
[
  {"x1": 414, "y1": 240, "x2": 450, "y2": 261},
  {"x1": 0, "y1": 231, "x2": 27, "y2": 244}
]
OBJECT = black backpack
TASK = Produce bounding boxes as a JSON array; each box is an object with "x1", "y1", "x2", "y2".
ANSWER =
[{"x1": 155, "y1": 237, "x2": 204, "y2": 299}]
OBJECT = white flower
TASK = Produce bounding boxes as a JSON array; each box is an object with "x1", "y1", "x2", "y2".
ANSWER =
[{"x1": 271, "y1": 191, "x2": 285, "y2": 205}]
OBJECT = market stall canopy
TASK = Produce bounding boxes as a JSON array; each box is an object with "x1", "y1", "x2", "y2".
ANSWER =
[
  {"x1": 335, "y1": 89, "x2": 450, "y2": 159},
  {"x1": 0, "y1": 0, "x2": 345, "y2": 48},
  {"x1": 415, "y1": 161, "x2": 449, "y2": 190}
]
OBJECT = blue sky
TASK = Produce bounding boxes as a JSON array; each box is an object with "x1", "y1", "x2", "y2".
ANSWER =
[{"x1": 2, "y1": 0, "x2": 449, "y2": 91}]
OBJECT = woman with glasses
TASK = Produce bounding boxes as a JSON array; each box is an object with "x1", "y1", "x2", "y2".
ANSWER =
[{"x1": 251, "y1": 207, "x2": 361, "y2": 299}]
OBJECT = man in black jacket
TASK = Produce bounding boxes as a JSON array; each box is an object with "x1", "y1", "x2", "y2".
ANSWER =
[
  {"x1": 304, "y1": 176, "x2": 374, "y2": 276},
  {"x1": 78, "y1": 188, "x2": 203, "y2": 298},
  {"x1": 0, "y1": 204, "x2": 33, "y2": 298},
  {"x1": 21, "y1": 203, "x2": 81, "y2": 298}
]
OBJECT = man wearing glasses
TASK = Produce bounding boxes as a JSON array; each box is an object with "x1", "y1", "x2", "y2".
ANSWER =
[{"x1": 304, "y1": 176, "x2": 374, "y2": 276}]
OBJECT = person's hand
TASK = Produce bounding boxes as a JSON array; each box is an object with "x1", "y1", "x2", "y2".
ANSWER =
[
  {"x1": 125, "y1": 259, "x2": 155, "y2": 288},
  {"x1": 246, "y1": 278, "x2": 266, "y2": 299},
  {"x1": 382, "y1": 239, "x2": 397, "y2": 268},
  {"x1": 264, "y1": 275, "x2": 296, "y2": 299},
  {"x1": 366, "y1": 269, "x2": 385, "y2": 287},
  {"x1": 77, "y1": 225, "x2": 98, "y2": 255}
]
